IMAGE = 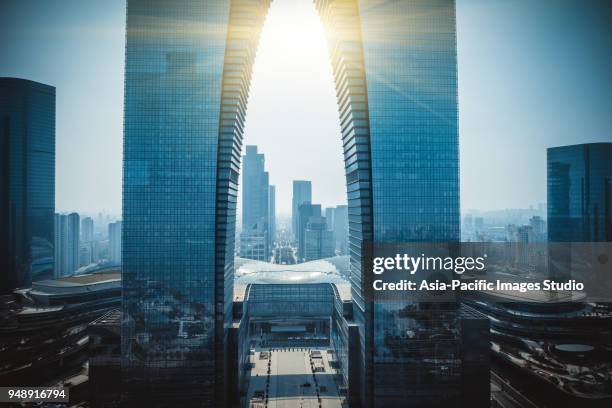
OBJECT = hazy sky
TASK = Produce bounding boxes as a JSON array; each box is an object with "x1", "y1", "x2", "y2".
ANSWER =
[{"x1": 1, "y1": 0, "x2": 611, "y2": 216}]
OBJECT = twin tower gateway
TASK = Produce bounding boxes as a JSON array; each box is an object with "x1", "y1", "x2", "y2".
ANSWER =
[{"x1": 122, "y1": 0, "x2": 466, "y2": 407}]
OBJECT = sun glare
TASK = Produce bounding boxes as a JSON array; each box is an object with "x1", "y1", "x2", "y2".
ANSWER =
[{"x1": 242, "y1": 0, "x2": 345, "y2": 217}]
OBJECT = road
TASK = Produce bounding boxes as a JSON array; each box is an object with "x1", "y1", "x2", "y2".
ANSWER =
[{"x1": 246, "y1": 348, "x2": 344, "y2": 408}]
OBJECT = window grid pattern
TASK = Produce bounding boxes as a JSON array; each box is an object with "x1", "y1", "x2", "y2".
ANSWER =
[
  {"x1": 122, "y1": 0, "x2": 230, "y2": 405},
  {"x1": 0, "y1": 78, "x2": 55, "y2": 292}
]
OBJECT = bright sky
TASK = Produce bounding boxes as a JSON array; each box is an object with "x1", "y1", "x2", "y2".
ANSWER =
[{"x1": 240, "y1": 0, "x2": 344, "y2": 216}]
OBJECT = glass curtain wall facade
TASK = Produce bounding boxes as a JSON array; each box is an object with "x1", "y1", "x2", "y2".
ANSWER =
[
  {"x1": 548, "y1": 143, "x2": 612, "y2": 243},
  {"x1": 363, "y1": 1, "x2": 460, "y2": 406},
  {"x1": 241, "y1": 145, "x2": 270, "y2": 259},
  {"x1": 317, "y1": 0, "x2": 460, "y2": 406},
  {"x1": 123, "y1": 0, "x2": 459, "y2": 406},
  {"x1": 0, "y1": 78, "x2": 55, "y2": 293},
  {"x1": 122, "y1": 0, "x2": 269, "y2": 406},
  {"x1": 292, "y1": 180, "x2": 312, "y2": 236}
]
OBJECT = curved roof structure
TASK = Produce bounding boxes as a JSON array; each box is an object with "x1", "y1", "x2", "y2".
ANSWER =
[{"x1": 233, "y1": 256, "x2": 351, "y2": 301}]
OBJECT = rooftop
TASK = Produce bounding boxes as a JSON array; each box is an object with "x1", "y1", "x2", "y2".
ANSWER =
[
  {"x1": 234, "y1": 256, "x2": 351, "y2": 302},
  {"x1": 28, "y1": 269, "x2": 121, "y2": 298},
  {"x1": 481, "y1": 288, "x2": 587, "y2": 303},
  {"x1": 56, "y1": 270, "x2": 120, "y2": 285}
]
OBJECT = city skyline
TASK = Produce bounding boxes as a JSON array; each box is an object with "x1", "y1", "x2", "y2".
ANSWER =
[
  {"x1": 1, "y1": 0, "x2": 611, "y2": 215},
  {"x1": 1, "y1": 1, "x2": 612, "y2": 407}
]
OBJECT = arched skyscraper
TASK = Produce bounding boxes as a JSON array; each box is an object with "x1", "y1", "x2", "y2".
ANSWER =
[{"x1": 122, "y1": 0, "x2": 459, "y2": 406}]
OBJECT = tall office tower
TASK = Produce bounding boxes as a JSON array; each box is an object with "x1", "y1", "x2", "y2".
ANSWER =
[
  {"x1": 317, "y1": 0, "x2": 461, "y2": 405},
  {"x1": 122, "y1": 1, "x2": 270, "y2": 406},
  {"x1": 324, "y1": 207, "x2": 335, "y2": 251},
  {"x1": 332, "y1": 205, "x2": 348, "y2": 255},
  {"x1": 123, "y1": 0, "x2": 469, "y2": 405},
  {"x1": 548, "y1": 143, "x2": 612, "y2": 242},
  {"x1": 242, "y1": 146, "x2": 269, "y2": 232},
  {"x1": 519, "y1": 225, "x2": 535, "y2": 242},
  {"x1": 291, "y1": 180, "x2": 312, "y2": 237},
  {"x1": 66, "y1": 213, "x2": 80, "y2": 273},
  {"x1": 54, "y1": 214, "x2": 64, "y2": 277},
  {"x1": 268, "y1": 185, "x2": 276, "y2": 250},
  {"x1": 54, "y1": 213, "x2": 80, "y2": 277},
  {"x1": 297, "y1": 203, "x2": 321, "y2": 262},
  {"x1": 517, "y1": 225, "x2": 535, "y2": 266},
  {"x1": 81, "y1": 217, "x2": 94, "y2": 242},
  {"x1": 0, "y1": 78, "x2": 55, "y2": 292},
  {"x1": 96, "y1": 212, "x2": 104, "y2": 235},
  {"x1": 241, "y1": 145, "x2": 270, "y2": 259},
  {"x1": 506, "y1": 224, "x2": 536, "y2": 270},
  {"x1": 108, "y1": 221, "x2": 121, "y2": 265},
  {"x1": 304, "y1": 216, "x2": 335, "y2": 261}
]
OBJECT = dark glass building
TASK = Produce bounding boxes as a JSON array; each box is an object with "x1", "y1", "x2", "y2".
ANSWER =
[
  {"x1": 0, "y1": 78, "x2": 55, "y2": 293},
  {"x1": 548, "y1": 143, "x2": 612, "y2": 242},
  {"x1": 122, "y1": 0, "x2": 270, "y2": 406},
  {"x1": 123, "y1": 0, "x2": 464, "y2": 406},
  {"x1": 297, "y1": 202, "x2": 321, "y2": 262},
  {"x1": 317, "y1": 0, "x2": 461, "y2": 405},
  {"x1": 241, "y1": 145, "x2": 270, "y2": 259},
  {"x1": 291, "y1": 179, "x2": 312, "y2": 236}
]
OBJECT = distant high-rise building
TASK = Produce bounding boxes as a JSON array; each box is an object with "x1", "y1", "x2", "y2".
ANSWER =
[
  {"x1": 90, "y1": 240, "x2": 100, "y2": 263},
  {"x1": 297, "y1": 203, "x2": 321, "y2": 262},
  {"x1": 325, "y1": 207, "x2": 334, "y2": 228},
  {"x1": 79, "y1": 240, "x2": 99, "y2": 267},
  {"x1": 463, "y1": 214, "x2": 473, "y2": 232},
  {"x1": 529, "y1": 216, "x2": 546, "y2": 242},
  {"x1": 332, "y1": 205, "x2": 348, "y2": 255},
  {"x1": 242, "y1": 146, "x2": 271, "y2": 260},
  {"x1": 268, "y1": 185, "x2": 276, "y2": 250},
  {"x1": 108, "y1": 221, "x2": 121, "y2": 265},
  {"x1": 0, "y1": 78, "x2": 55, "y2": 292},
  {"x1": 54, "y1": 213, "x2": 80, "y2": 277},
  {"x1": 81, "y1": 217, "x2": 94, "y2": 242},
  {"x1": 80, "y1": 243, "x2": 92, "y2": 267},
  {"x1": 304, "y1": 216, "x2": 334, "y2": 261},
  {"x1": 517, "y1": 225, "x2": 534, "y2": 243},
  {"x1": 239, "y1": 221, "x2": 268, "y2": 261},
  {"x1": 548, "y1": 143, "x2": 612, "y2": 242},
  {"x1": 292, "y1": 180, "x2": 312, "y2": 237},
  {"x1": 67, "y1": 213, "x2": 80, "y2": 273},
  {"x1": 54, "y1": 214, "x2": 64, "y2": 277}
]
